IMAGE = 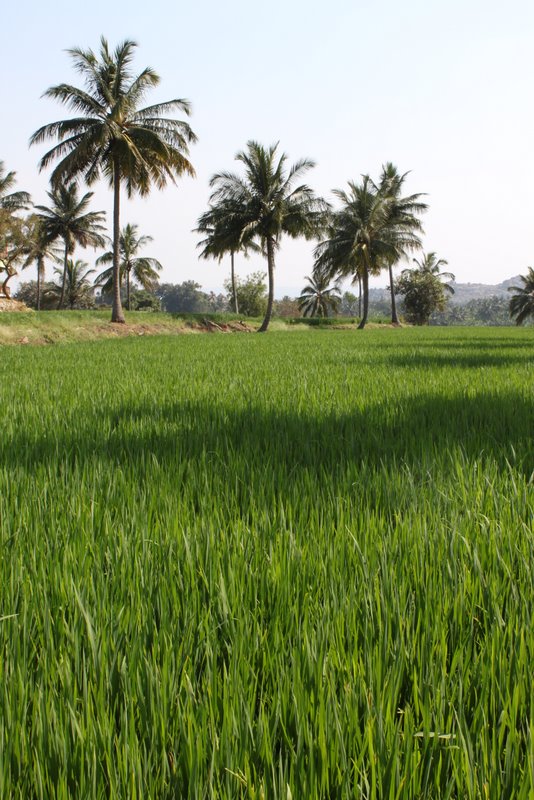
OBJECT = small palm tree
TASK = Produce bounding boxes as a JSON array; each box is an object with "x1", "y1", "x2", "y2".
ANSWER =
[
  {"x1": 412, "y1": 252, "x2": 455, "y2": 283},
  {"x1": 298, "y1": 271, "x2": 341, "y2": 317},
  {"x1": 206, "y1": 141, "x2": 328, "y2": 331},
  {"x1": 48, "y1": 259, "x2": 96, "y2": 309},
  {"x1": 31, "y1": 37, "x2": 197, "y2": 323},
  {"x1": 509, "y1": 268, "x2": 534, "y2": 325},
  {"x1": 196, "y1": 197, "x2": 259, "y2": 314},
  {"x1": 95, "y1": 223, "x2": 162, "y2": 310},
  {"x1": 34, "y1": 183, "x2": 106, "y2": 309},
  {"x1": 22, "y1": 217, "x2": 62, "y2": 310},
  {"x1": 0, "y1": 163, "x2": 31, "y2": 298},
  {"x1": 0, "y1": 162, "x2": 31, "y2": 211}
]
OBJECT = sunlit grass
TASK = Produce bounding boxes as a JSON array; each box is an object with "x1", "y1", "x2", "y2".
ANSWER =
[{"x1": 0, "y1": 327, "x2": 533, "y2": 798}]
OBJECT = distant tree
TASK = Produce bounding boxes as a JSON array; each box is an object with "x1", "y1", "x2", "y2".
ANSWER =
[
  {"x1": 156, "y1": 281, "x2": 210, "y2": 313},
  {"x1": 31, "y1": 37, "x2": 197, "y2": 323},
  {"x1": 339, "y1": 290, "x2": 359, "y2": 317},
  {"x1": 95, "y1": 223, "x2": 162, "y2": 310},
  {"x1": 48, "y1": 259, "x2": 96, "y2": 309},
  {"x1": 223, "y1": 271, "x2": 267, "y2": 318},
  {"x1": 508, "y1": 268, "x2": 534, "y2": 325},
  {"x1": 395, "y1": 253, "x2": 455, "y2": 324},
  {"x1": 273, "y1": 296, "x2": 301, "y2": 318},
  {"x1": 34, "y1": 183, "x2": 106, "y2": 309},
  {"x1": 129, "y1": 288, "x2": 161, "y2": 311},
  {"x1": 298, "y1": 271, "x2": 341, "y2": 317},
  {"x1": 206, "y1": 141, "x2": 328, "y2": 331},
  {"x1": 15, "y1": 280, "x2": 58, "y2": 310}
]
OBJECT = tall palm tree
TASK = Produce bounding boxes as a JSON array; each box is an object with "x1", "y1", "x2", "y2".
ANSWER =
[
  {"x1": 34, "y1": 183, "x2": 106, "y2": 309},
  {"x1": 298, "y1": 271, "x2": 341, "y2": 317},
  {"x1": 314, "y1": 176, "x2": 392, "y2": 329},
  {"x1": 95, "y1": 223, "x2": 162, "y2": 310},
  {"x1": 30, "y1": 37, "x2": 197, "y2": 323},
  {"x1": 21, "y1": 217, "x2": 62, "y2": 310},
  {"x1": 375, "y1": 163, "x2": 427, "y2": 324},
  {"x1": 49, "y1": 259, "x2": 96, "y2": 309},
  {"x1": 508, "y1": 267, "x2": 534, "y2": 325},
  {"x1": 206, "y1": 141, "x2": 328, "y2": 331}
]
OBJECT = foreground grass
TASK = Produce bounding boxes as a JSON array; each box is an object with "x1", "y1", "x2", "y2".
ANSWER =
[{"x1": 0, "y1": 327, "x2": 533, "y2": 798}]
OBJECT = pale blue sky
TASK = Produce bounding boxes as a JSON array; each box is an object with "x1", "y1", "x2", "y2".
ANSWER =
[{"x1": 3, "y1": 0, "x2": 533, "y2": 295}]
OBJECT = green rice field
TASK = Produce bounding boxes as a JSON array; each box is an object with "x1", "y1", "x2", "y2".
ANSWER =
[{"x1": 1, "y1": 327, "x2": 533, "y2": 798}]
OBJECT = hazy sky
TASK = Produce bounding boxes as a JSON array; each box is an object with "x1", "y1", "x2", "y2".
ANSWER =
[{"x1": 3, "y1": 0, "x2": 533, "y2": 296}]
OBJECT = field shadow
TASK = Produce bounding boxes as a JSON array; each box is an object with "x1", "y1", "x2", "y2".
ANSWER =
[{"x1": 3, "y1": 390, "x2": 533, "y2": 484}]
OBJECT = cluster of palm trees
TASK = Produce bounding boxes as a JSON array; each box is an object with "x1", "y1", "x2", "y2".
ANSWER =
[
  {"x1": 196, "y1": 148, "x2": 430, "y2": 330},
  {"x1": 1, "y1": 36, "x2": 533, "y2": 327}
]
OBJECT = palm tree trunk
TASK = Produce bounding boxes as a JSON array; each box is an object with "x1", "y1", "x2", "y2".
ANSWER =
[
  {"x1": 111, "y1": 155, "x2": 126, "y2": 324},
  {"x1": 231, "y1": 251, "x2": 239, "y2": 314},
  {"x1": 258, "y1": 237, "x2": 275, "y2": 333},
  {"x1": 357, "y1": 268, "x2": 369, "y2": 329},
  {"x1": 36, "y1": 257, "x2": 43, "y2": 311},
  {"x1": 358, "y1": 275, "x2": 362, "y2": 318},
  {"x1": 388, "y1": 262, "x2": 399, "y2": 325},
  {"x1": 126, "y1": 269, "x2": 131, "y2": 311},
  {"x1": 58, "y1": 243, "x2": 68, "y2": 309}
]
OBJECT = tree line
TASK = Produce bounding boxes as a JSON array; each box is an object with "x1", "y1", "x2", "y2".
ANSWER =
[{"x1": 1, "y1": 37, "x2": 533, "y2": 327}]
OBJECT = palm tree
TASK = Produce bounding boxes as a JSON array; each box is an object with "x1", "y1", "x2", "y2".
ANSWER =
[
  {"x1": 375, "y1": 163, "x2": 427, "y2": 324},
  {"x1": 49, "y1": 259, "x2": 96, "y2": 309},
  {"x1": 34, "y1": 183, "x2": 106, "y2": 309},
  {"x1": 314, "y1": 176, "x2": 391, "y2": 329},
  {"x1": 30, "y1": 37, "x2": 197, "y2": 323},
  {"x1": 395, "y1": 253, "x2": 455, "y2": 324},
  {"x1": 95, "y1": 223, "x2": 162, "y2": 310},
  {"x1": 298, "y1": 271, "x2": 341, "y2": 317},
  {"x1": 508, "y1": 267, "x2": 534, "y2": 325},
  {"x1": 206, "y1": 141, "x2": 328, "y2": 331},
  {"x1": 412, "y1": 252, "x2": 455, "y2": 282},
  {"x1": 21, "y1": 217, "x2": 62, "y2": 310},
  {"x1": 0, "y1": 162, "x2": 31, "y2": 211},
  {"x1": 0, "y1": 163, "x2": 31, "y2": 298},
  {"x1": 196, "y1": 198, "x2": 250, "y2": 314}
]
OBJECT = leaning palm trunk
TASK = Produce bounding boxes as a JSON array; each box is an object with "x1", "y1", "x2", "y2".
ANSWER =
[
  {"x1": 358, "y1": 275, "x2": 362, "y2": 318},
  {"x1": 358, "y1": 268, "x2": 370, "y2": 329},
  {"x1": 58, "y1": 242, "x2": 68, "y2": 309},
  {"x1": 112, "y1": 158, "x2": 125, "y2": 323},
  {"x1": 388, "y1": 262, "x2": 399, "y2": 324},
  {"x1": 230, "y1": 251, "x2": 239, "y2": 314},
  {"x1": 259, "y1": 238, "x2": 275, "y2": 332}
]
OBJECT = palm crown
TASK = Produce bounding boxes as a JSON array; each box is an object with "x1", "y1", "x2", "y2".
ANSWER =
[
  {"x1": 508, "y1": 267, "x2": 534, "y2": 325},
  {"x1": 30, "y1": 37, "x2": 196, "y2": 322},
  {"x1": 298, "y1": 271, "x2": 341, "y2": 318}
]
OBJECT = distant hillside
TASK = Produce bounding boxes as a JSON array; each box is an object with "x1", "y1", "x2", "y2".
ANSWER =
[
  {"x1": 367, "y1": 276, "x2": 522, "y2": 307},
  {"x1": 448, "y1": 276, "x2": 522, "y2": 305}
]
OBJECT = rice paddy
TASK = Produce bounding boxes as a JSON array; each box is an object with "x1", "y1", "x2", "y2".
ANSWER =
[{"x1": 0, "y1": 326, "x2": 533, "y2": 798}]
